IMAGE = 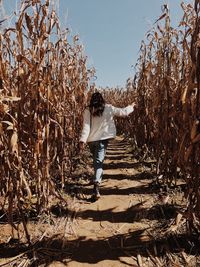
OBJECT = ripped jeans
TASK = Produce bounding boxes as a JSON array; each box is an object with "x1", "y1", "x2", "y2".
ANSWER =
[{"x1": 88, "y1": 139, "x2": 109, "y2": 184}]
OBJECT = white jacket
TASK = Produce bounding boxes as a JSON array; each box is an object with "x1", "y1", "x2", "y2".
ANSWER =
[{"x1": 80, "y1": 104, "x2": 134, "y2": 143}]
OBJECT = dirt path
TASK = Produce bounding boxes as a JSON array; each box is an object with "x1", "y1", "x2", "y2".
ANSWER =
[
  {"x1": 0, "y1": 136, "x2": 196, "y2": 266},
  {"x1": 62, "y1": 136, "x2": 157, "y2": 267}
]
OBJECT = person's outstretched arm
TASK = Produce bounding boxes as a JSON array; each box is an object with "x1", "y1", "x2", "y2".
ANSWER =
[{"x1": 112, "y1": 102, "x2": 136, "y2": 117}]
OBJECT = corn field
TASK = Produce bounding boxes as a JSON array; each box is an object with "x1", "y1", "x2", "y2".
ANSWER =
[
  {"x1": 1, "y1": 0, "x2": 200, "y2": 248},
  {"x1": 104, "y1": 1, "x2": 200, "y2": 233},
  {"x1": 0, "y1": 0, "x2": 94, "y2": 242}
]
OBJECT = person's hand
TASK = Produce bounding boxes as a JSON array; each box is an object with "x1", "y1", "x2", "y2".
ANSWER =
[
  {"x1": 79, "y1": 142, "x2": 85, "y2": 152},
  {"x1": 131, "y1": 102, "x2": 136, "y2": 108}
]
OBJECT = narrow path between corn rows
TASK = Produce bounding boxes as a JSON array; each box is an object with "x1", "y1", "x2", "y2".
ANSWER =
[{"x1": 63, "y1": 136, "x2": 157, "y2": 267}]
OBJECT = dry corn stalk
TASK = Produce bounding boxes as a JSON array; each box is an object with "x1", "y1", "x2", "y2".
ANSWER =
[
  {"x1": 102, "y1": 1, "x2": 200, "y2": 232},
  {"x1": 126, "y1": 1, "x2": 200, "y2": 232},
  {"x1": 0, "y1": 0, "x2": 94, "y2": 242}
]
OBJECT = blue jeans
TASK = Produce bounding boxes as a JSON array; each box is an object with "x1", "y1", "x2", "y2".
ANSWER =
[{"x1": 88, "y1": 139, "x2": 109, "y2": 184}]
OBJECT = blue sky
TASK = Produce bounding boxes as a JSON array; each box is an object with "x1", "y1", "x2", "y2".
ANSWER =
[{"x1": 2, "y1": 0, "x2": 192, "y2": 88}]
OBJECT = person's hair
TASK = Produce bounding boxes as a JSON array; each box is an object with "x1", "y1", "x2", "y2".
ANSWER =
[{"x1": 89, "y1": 92, "x2": 105, "y2": 116}]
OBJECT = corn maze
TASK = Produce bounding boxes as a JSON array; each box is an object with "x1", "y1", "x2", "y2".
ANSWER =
[
  {"x1": 1, "y1": 0, "x2": 200, "y2": 265},
  {"x1": 0, "y1": 0, "x2": 94, "y2": 242},
  {"x1": 127, "y1": 1, "x2": 200, "y2": 233},
  {"x1": 100, "y1": 1, "x2": 200, "y2": 235}
]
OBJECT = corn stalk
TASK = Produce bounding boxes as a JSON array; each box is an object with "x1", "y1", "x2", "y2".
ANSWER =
[{"x1": 0, "y1": 0, "x2": 93, "y2": 242}]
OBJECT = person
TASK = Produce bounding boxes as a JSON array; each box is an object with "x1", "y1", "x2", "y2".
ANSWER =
[{"x1": 79, "y1": 92, "x2": 135, "y2": 201}]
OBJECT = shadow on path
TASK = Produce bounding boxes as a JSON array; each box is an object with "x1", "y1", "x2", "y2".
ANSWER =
[
  {"x1": 0, "y1": 137, "x2": 191, "y2": 267},
  {"x1": 0, "y1": 231, "x2": 199, "y2": 266}
]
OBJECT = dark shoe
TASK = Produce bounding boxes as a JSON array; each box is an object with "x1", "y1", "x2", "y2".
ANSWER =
[
  {"x1": 94, "y1": 182, "x2": 100, "y2": 195},
  {"x1": 90, "y1": 182, "x2": 100, "y2": 201},
  {"x1": 90, "y1": 194, "x2": 99, "y2": 202}
]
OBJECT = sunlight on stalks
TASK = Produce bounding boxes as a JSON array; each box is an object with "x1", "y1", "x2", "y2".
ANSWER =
[
  {"x1": 0, "y1": 0, "x2": 93, "y2": 242},
  {"x1": 124, "y1": 1, "x2": 200, "y2": 233},
  {"x1": 100, "y1": 0, "x2": 200, "y2": 234}
]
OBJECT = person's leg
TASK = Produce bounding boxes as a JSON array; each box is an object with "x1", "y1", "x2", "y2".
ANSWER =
[
  {"x1": 88, "y1": 142, "x2": 95, "y2": 157},
  {"x1": 88, "y1": 141, "x2": 96, "y2": 178},
  {"x1": 93, "y1": 139, "x2": 108, "y2": 184},
  {"x1": 91, "y1": 139, "x2": 108, "y2": 199}
]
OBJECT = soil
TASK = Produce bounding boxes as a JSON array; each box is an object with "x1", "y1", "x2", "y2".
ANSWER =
[{"x1": 0, "y1": 136, "x2": 200, "y2": 267}]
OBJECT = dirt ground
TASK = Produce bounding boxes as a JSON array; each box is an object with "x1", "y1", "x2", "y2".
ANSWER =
[{"x1": 0, "y1": 136, "x2": 200, "y2": 267}]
